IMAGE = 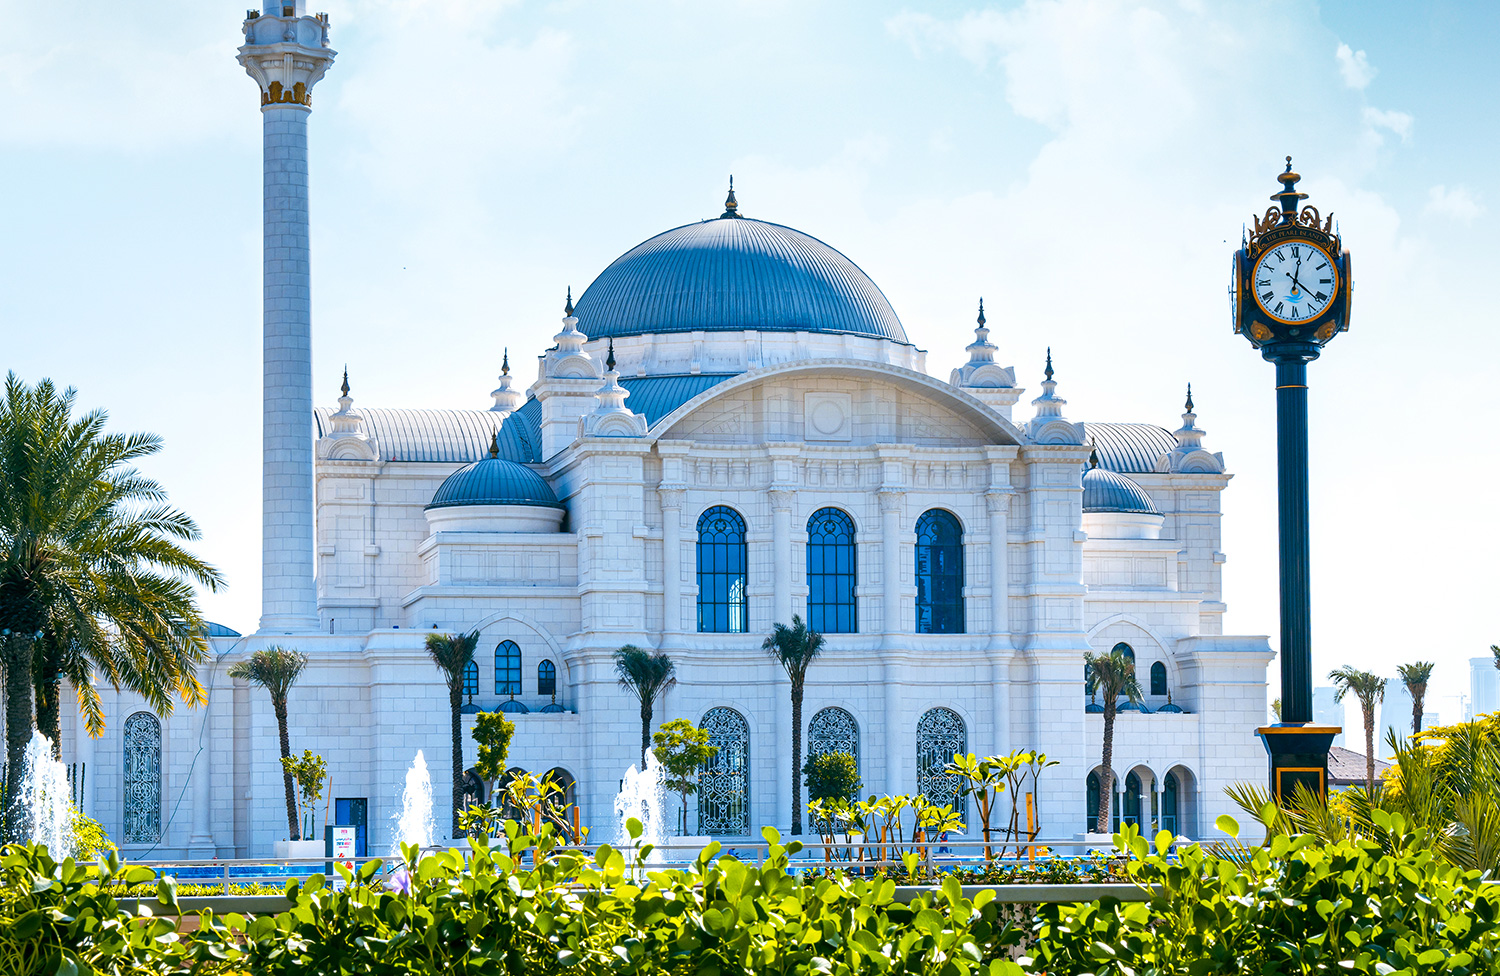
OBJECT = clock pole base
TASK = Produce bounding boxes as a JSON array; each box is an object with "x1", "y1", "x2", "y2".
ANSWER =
[{"x1": 1257, "y1": 724, "x2": 1340, "y2": 802}]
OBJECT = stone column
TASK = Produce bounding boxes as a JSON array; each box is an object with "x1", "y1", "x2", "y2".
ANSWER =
[
  {"x1": 769, "y1": 490, "x2": 793, "y2": 626},
  {"x1": 187, "y1": 726, "x2": 215, "y2": 857},
  {"x1": 985, "y1": 490, "x2": 1013, "y2": 757},
  {"x1": 878, "y1": 490, "x2": 904, "y2": 635},
  {"x1": 659, "y1": 489, "x2": 684, "y2": 638}
]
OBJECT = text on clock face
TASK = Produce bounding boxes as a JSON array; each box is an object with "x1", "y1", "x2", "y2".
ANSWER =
[{"x1": 1252, "y1": 242, "x2": 1338, "y2": 322}]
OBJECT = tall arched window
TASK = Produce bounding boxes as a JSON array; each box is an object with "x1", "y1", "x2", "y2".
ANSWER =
[
  {"x1": 1123, "y1": 771, "x2": 1144, "y2": 826},
  {"x1": 915, "y1": 510, "x2": 964, "y2": 634},
  {"x1": 1150, "y1": 661, "x2": 1168, "y2": 697},
  {"x1": 807, "y1": 508, "x2": 857, "y2": 633},
  {"x1": 1113, "y1": 642, "x2": 1136, "y2": 680},
  {"x1": 698, "y1": 707, "x2": 751, "y2": 835},
  {"x1": 808, "y1": 707, "x2": 860, "y2": 780},
  {"x1": 461, "y1": 660, "x2": 479, "y2": 698},
  {"x1": 123, "y1": 711, "x2": 162, "y2": 844},
  {"x1": 1162, "y1": 771, "x2": 1180, "y2": 835},
  {"x1": 697, "y1": 506, "x2": 748, "y2": 633},
  {"x1": 1085, "y1": 769, "x2": 1122, "y2": 832},
  {"x1": 495, "y1": 641, "x2": 522, "y2": 697},
  {"x1": 915, "y1": 707, "x2": 966, "y2": 819},
  {"x1": 537, "y1": 660, "x2": 557, "y2": 697}
]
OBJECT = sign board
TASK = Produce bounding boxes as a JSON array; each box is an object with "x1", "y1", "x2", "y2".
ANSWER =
[{"x1": 326, "y1": 824, "x2": 358, "y2": 863}]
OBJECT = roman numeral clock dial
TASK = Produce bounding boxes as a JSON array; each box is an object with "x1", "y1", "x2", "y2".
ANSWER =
[{"x1": 1252, "y1": 241, "x2": 1338, "y2": 324}]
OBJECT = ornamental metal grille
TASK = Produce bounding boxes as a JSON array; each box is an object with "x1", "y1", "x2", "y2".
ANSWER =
[
  {"x1": 698, "y1": 707, "x2": 750, "y2": 835},
  {"x1": 915, "y1": 509, "x2": 965, "y2": 634},
  {"x1": 537, "y1": 660, "x2": 557, "y2": 697},
  {"x1": 807, "y1": 707, "x2": 859, "y2": 774},
  {"x1": 697, "y1": 506, "x2": 748, "y2": 633},
  {"x1": 122, "y1": 711, "x2": 161, "y2": 844},
  {"x1": 915, "y1": 707, "x2": 966, "y2": 821},
  {"x1": 461, "y1": 661, "x2": 479, "y2": 697},
  {"x1": 495, "y1": 640, "x2": 521, "y2": 696},
  {"x1": 806, "y1": 507, "x2": 857, "y2": 633}
]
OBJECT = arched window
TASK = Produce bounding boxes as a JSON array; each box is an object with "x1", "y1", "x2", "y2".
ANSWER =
[
  {"x1": 915, "y1": 707, "x2": 966, "y2": 820},
  {"x1": 1162, "y1": 771, "x2": 1179, "y2": 835},
  {"x1": 808, "y1": 707, "x2": 860, "y2": 780},
  {"x1": 1085, "y1": 769, "x2": 1122, "y2": 833},
  {"x1": 537, "y1": 660, "x2": 557, "y2": 697},
  {"x1": 698, "y1": 707, "x2": 751, "y2": 835},
  {"x1": 697, "y1": 506, "x2": 748, "y2": 633},
  {"x1": 461, "y1": 660, "x2": 479, "y2": 698},
  {"x1": 123, "y1": 711, "x2": 162, "y2": 844},
  {"x1": 1112, "y1": 642, "x2": 1136, "y2": 684},
  {"x1": 1150, "y1": 661, "x2": 1168, "y2": 697},
  {"x1": 495, "y1": 641, "x2": 521, "y2": 697},
  {"x1": 807, "y1": 508, "x2": 857, "y2": 633},
  {"x1": 915, "y1": 510, "x2": 964, "y2": 634},
  {"x1": 1123, "y1": 771, "x2": 1144, "y2": 826}
]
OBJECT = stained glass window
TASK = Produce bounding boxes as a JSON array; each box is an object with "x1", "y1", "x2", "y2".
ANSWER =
[
  {"x1": 915, "y1": 707, "x2": 966, "y2": 821},
  {"x1": 538, "y1": 660, "x2": 557, "y2": 697},
  {"x1": 123, "y1": 711, "x2": 161, "y2": 844},
  {"x1": 698, "y1": 707, "x2": 750, "y2": 835},
  {"x1": 915, "y1": 509, "x2": 964, "y2": 634},
  {"x1": 1150, "y1": 661, "x2": 1167, "y2": 697},
  {"x1": 807, "y1": 508, "x2": 857, "y2": 633},
  {"x1": 496, "y1": 641, "x2": 521, "y2": 697},
  {"x1": 697, "y1": 506, "x2": 748, "y2": 633}
]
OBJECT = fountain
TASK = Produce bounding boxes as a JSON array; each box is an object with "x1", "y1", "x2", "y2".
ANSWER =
[
  {"x1": 613, "y1": 751, "x2": 666, "y2": 863},
  {"x1": 15, "y1": 730, "x2": 75, "y2": 859},
  {"x1": 390, "y1": 750, "x2": 434, "y2": 859}
]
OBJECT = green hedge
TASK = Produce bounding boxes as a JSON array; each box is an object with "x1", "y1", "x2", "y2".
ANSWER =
[{"x1": 3, "y1": 811, "x2": 1498, "y2": 975}]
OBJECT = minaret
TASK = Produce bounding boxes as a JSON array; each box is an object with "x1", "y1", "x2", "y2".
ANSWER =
[{"x1": 238, "y1": 4, "x2": 336, "y2": 632}]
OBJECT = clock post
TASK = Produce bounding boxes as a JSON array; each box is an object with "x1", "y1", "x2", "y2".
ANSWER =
[{"x1": 1231, "y1": 158, "x2": 1350, "y2": 802}]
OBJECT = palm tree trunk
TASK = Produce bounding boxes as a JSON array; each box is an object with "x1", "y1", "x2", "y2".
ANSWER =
[
  {"x1": 1362, "y1": 703, "x2": 1375, "y2": 793},
  {"x1": 1412, "y1": 690, "x2": 1424, "y2": 735},
  {"x1": 450, "y1": 684, "x2": 463, "y2": 836},
  {"x1": 273, "y1": 698, "x2": 300, "y2": 841},
  {"x1": 3, "y1": 634, "x2": 36, "y2": 842},
  {"x1": 1096, "y1": 706, "x2": 1115, "y2": 835},
  {"x1": 640, "y1": 700, "x2": 652, "y2": 770},
  {"x1": 790, "y1": 679, "x2": 803, "y2": 835}
]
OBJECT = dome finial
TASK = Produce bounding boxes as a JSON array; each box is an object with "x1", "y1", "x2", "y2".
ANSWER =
[
  {"x1": 501, "y1": 347, "x2": 510, "y2": 375},
  {"x1": 488, "y1": 430, "x2": 500, "y2": 459},
  {"x1": 722, "y1": 175, "x2": 740, "y2": 218},
  {"x1": 1044, "y1": 346, "x2": 1054, "y2": 382},
  {"x1": 1185, "y1": 382, "x2": 1194, "y2": 413},
  {"x1": 564, "y1": 286, "x2": 574, "y2": 317},
  {"x1": 606, "y1": 337, "x2": 616, "y2": 371},
  {"x1": 1089, "y1": 448, "x2": 1099, "y2": 469},
  {"x1": 340, "y1": 365, "x2": 349, "y2": 397},
  {"x1": 977, "y1": 297, "x2": 985, "y2": 327}
]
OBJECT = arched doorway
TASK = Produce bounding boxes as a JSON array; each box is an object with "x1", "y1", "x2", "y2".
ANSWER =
[
  {"x1": 915, "y1": 707, "x2": 966, "y2": 822},
  {"x1": 698, "y1": 707, "x2": 751, "y2": 835}
]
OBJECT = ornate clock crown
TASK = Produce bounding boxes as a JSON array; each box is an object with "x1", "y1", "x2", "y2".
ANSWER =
[{"x1": 1246, "y1": 156, "x2": 1340, "y2": 255}]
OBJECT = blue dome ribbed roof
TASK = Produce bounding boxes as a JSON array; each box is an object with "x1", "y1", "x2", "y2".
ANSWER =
[
  {"x1": 571, "y1": 215, "x2": 908, "y2": 342},
  {"x1": 428, "y1": 457, "x2": 562, "y2": 510},
  {"x1": 1081, "y1": 466, "x2": 1159, "y2": 515}
]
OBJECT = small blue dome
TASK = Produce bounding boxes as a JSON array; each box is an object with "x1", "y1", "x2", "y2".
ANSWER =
[
  {"x1": 572, "y1": 213, "x2": 908, "y2": 343},
  {"x1": 1082, "y1": 465, "x2": 1159, "y2": 515},
  {"x1": 428, "y1": 457, "x2": 561, "y2": 510},
  {"x1": 1084, "y1": 702, "x2": 1105, "y2": 714},
  {"x1": 1117, "y1": 700, "x2": 1152, "y2": 713}
]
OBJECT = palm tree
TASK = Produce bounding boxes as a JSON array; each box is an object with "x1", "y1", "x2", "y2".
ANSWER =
[
  {"x1": 1084, "y1": 647, "x2": 1143, "y2": 835},
  {"x1": 1330, "y1": 665, "x2": 1386, "y2": 792},
  {"x1": 1397, "y1": 661, "x2": 1436, "y2": 736},
  {"x1": 425, "y1": 629, "x2": 480, "y2": 836},
  {"x1": 0, "y1": 374, "x2": 221, "y2": 839},
  {"x1": 763, "y1": 614, "x2": 826, "y2": 835},
  {"x1": 1492, "y1": 645, "x2": 1499, "y2": 674},
  {"x1": 228, "y1": 647, "x2": 309, "y2": 841},
  {"x1": 614, "y1": 645, "x2": 675, "y2": 769}
]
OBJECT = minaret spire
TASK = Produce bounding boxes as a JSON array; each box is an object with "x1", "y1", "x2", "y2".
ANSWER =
[
  {"x1": 490, "y1": 346, "x2": 524, "y2": 415},
  {"x1": 1174, "y1": 381, "x2": 1207, "y2": 453},
  {"x1": 1026, "y1": 346, "x2": 1080, "y2": 443},
  {"x1": 239, "y1": 5, "x2": 337, "y2": 632}
]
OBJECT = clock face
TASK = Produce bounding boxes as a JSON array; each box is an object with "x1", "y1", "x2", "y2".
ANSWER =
[{"x1": 1252, "y1": 240, "x2": 1339, "y2": 324}]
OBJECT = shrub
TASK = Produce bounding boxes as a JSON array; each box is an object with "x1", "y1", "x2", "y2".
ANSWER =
[{"x1": 803, "y1": 749, "x2": 860, "y2": 802}]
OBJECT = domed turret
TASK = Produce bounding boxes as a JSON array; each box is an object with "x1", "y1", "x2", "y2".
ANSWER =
[
  {"x1": 425, "y1": 435, "x2": 565, "y2": 533},
  {"x1": 1081, "y1": 452, "x2": 1164, "y2": 540}
]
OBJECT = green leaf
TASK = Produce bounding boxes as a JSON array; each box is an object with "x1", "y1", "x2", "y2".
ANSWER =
[
  {"x1": 1215, "y1": 814, "x2": 1240, "y2": 839},
  {"x1": 1417, "y1": 949, "x2": 1446, "y2": 965}
]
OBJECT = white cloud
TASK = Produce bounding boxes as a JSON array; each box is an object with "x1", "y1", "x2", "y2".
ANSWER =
[
  {"x1": 1362, "y1": 106, "x2": 1413, "y2": 143},
  {"x1": 1335, "y1": 42, "x2": 1375, "y2": 89},
  {"x1": 1425, "y1": 184, "x2": 1484, "y2": 222}
]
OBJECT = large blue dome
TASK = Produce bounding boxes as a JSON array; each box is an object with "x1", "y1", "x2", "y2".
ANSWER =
[
  {"x1": 571, "y1": 212, "x2": 908, "y2": 343},
  {"x1": 428, "y1": 457, "x2": 562, "y2": 510}
]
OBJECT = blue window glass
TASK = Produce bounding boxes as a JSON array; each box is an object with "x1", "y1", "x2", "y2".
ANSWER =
[
  {"x1": 697, "y1": 506, "x2": 748, "y2": 633},
  {"x1": 1150, "y1": 661, "x2": 1167, "y2": 697},
  {"x1": 495, "y1": 640, "x2": 521, "y2": 697},
  {"x1": 461, "y1": 660, "x2": 479, "y2": 698},
  {"x1": 807, "y1": 508, "x2": 857, "y2": 633},
  {"x1": 537, "y1": 659, "x2": 557, "y2": 697},
  {"x1": 915, "y1": 509, "x2": 964, "y2": 634},
  {"x1": 1113, "y1": 642, "x2": 1136, "y2": 679}
]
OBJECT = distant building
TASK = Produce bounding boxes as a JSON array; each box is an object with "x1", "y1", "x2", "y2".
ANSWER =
[
  {"x1": 1381, "y1": 678, "x2": 1414, "y2": 757},
  {"x1": 1328, "y1": 746, "x2": 1392, "y2": 792},
  {"x1": 1312, "y1": 687, "x2": 1345, "y2": 748},
  {"x1": 1472, "y1": 658, "x2": 1499, "y2": 719}
]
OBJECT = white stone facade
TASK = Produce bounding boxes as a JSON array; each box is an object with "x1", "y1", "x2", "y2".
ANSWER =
[{"x1": 52, "y1": 13, "x2": 1275, "y2": 859}]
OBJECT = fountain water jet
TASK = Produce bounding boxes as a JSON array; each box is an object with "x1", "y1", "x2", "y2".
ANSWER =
[
  {"x1": 613, "y1": 751, "x2": 666, "y2": 863},
  {"x1": 16, "y1": 730, "x2": 74, "y2": 859},
  {"x1": 390, "y1": 750, "x2": 434, "y2": 859}
]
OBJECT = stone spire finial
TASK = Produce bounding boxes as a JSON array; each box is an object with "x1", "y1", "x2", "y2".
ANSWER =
[
  {"x1": 1174, "y1": 381, "x2": 1206, "y2": 453},
  {"x1": 340, "y1": 365, "x2": 349, "y2": 397},
  {"x1": 490, "y1": 346, "x2": 525, "y2": 415},
  {"x1": 548, "y1": 287, "x2": 595, "y2": 378},
  {"x1": 1028, "y1": 347, "x2": 1070, "y2": 425},
  {"x1": 564, "y1": 286, "x2": 574, "y2": 317},
  {"x1": 963, "y1": 297, "x2": 997, "y2": 367},
  {"x1": 327, "y1": 365, "x2": 364, "y2": 436},
  {"x1": 580, "y1": 331, "x2": 646, "y2": 437},
  {"x1": 1044, "y1": 347, "x2": 1054, "y2": 383},
  {"x1": 721, "y1": 176, "x2": 740, "y2": 218},
  {"x1": 606, "y1": 337, "x2": 616, "y2": 371},
  {"x1": 488, "y1": 430, "x2": 500, "y2": 459}
]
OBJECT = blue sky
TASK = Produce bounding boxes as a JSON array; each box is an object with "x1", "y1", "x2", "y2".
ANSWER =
[{"x1": 3, "y1": 0, "x2": 1496, "y2": 727}]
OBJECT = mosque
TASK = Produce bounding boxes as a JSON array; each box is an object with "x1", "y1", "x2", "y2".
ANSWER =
[{"x1": 56, "y1": 4, "x2": 1272, "y2": 857}]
